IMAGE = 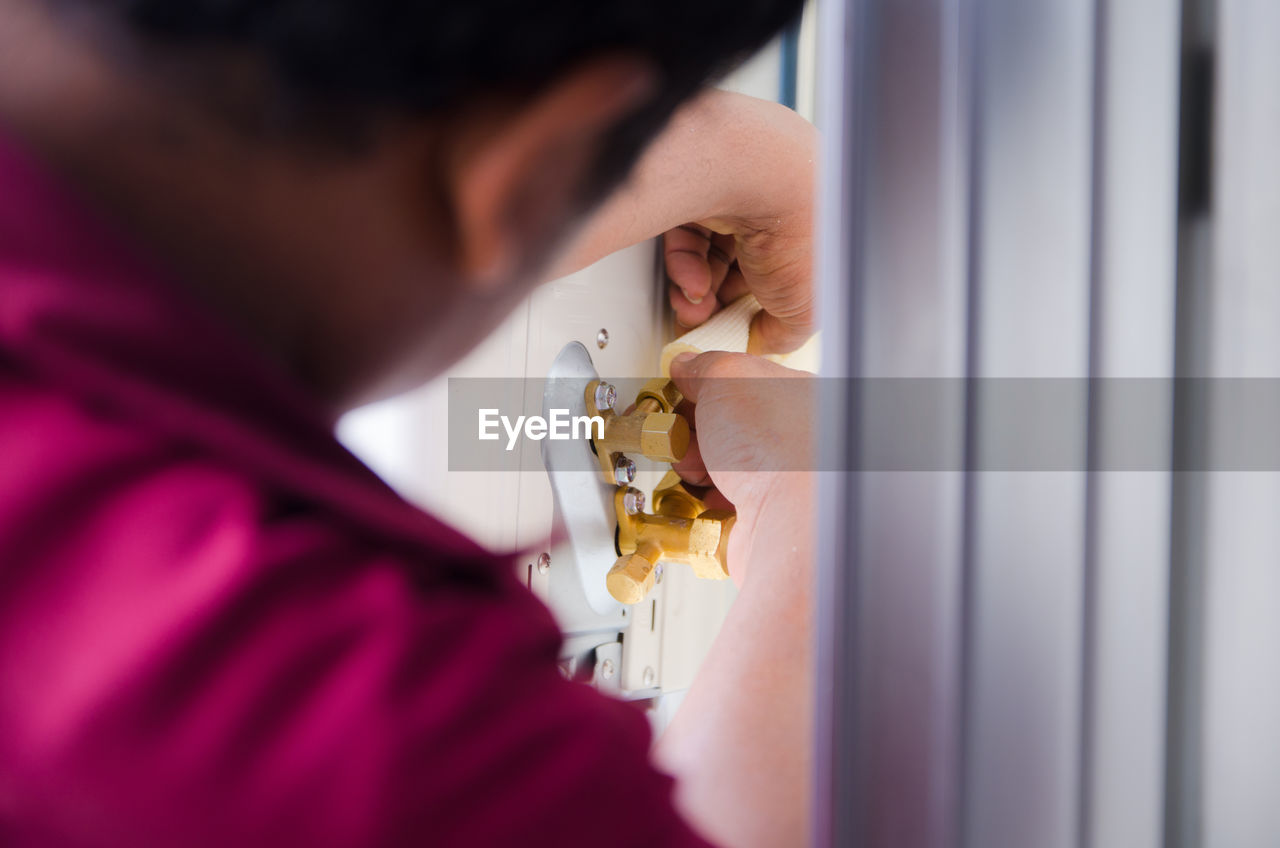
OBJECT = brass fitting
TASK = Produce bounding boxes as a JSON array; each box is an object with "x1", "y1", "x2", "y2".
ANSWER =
[
  {"x1": 606, "y1": 470, "x2": 734, "y2": 605},
  {"x1": 585, "y1": 378, "x2": 690, "y2": 480},
  {"x1": 634, "y1": 378, "x2": 683, "y2": 415}
]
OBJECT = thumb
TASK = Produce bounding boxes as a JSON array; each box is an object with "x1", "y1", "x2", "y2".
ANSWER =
[
  {"x1": 669, "y1": 351, "x2": 718, "y2": 403},
  {"x1": 669, "y1": 350, "x2": 759, "y2": 402}
]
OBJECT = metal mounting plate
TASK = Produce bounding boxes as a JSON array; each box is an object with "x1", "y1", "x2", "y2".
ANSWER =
[{"x1": 541, "y1": 342, "x2": 625, "y2": 618}]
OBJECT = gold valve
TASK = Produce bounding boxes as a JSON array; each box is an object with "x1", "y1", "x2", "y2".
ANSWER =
[
  {"x1": 606, "y1": 470, "x2": 735, "y2": 605},
  {"x1": 585, "y1": 378, "x2": 689, "y2": 482}
]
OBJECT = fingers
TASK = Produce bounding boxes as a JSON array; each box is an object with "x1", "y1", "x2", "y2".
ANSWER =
[
  {"x1": 668, "y1": 350, "x2": 753, "y2": 402},
  {"x1": 666, "y1": 225, "x2": 815, "y2": 354},
  {"x1": 716, "y1": 264, "x2": 750, "y2": 305},
  {"x1": 674, "y1": 397, "x2": 697, "y2": 430},
  {"x1": 669, "y1": 281, "x2": 719, "y2": 328},
  {"x1": 673, "y1": 433, "x2": 712, "y2": 487},
  {"x1": 670, "y1": 349, "x2": 806, "y2": 401},
  {"x1": 664, "y1": 225, "x2": 737, "y2": 329},
  {"x1": 699, "y1": 487, "x2": 735, "y2": 513},
  {"x1": 749, "y1": 304, "x2": 815, "y2": 356},
  {"x1": 671, "y1": 404, "x2": 729, "y2": 511},
  {"x1": 663, "y1": 225, "x2": 713, "y2": 302},
  {"x1": 667, "y1": 351, "x2": 715, "y2": 402},
  {"x1": 741, "y1": 265, "x2": 816, "y2": 355},
  {"x1": 708, "y1": 231, "x2": 736, "y2": 282}
]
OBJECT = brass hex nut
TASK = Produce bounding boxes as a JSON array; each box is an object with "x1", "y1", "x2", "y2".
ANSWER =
[
  {"x1": 639, "y1": 413, "x2": 690, "y2": 463},
  {"x1": 684, "y1": 515, "x2": 732, "y2": 581}
]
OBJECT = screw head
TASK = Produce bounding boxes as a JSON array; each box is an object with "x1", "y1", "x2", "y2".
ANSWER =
[
  {"x1": 596, "y1": 329, "x2": 610, "y2": 349},
  {"x1": 642, "y1": 666, "x2": 657, "y2": 688},
  {"x1": 654, "y1": 562, "x2": 665, "y2": 585},
  {"x1": 600, "y1": 658, "x2": 616, "y2": 680},
  {"x1": 536, "y1": 552, "x2": 551, "y2": 575},
  {"x1": 612, "y1": 455, "x2": 637, "y2": 485},
  {"x1": 622, "y1": 488, "x2": 645, "y2": 515},
  {"x1": 594, "y1": 382, "x2": 617, "y2": 412}
]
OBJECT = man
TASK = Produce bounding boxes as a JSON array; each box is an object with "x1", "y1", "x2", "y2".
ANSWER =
[{"x1": 0, "y1": 1, "x2": 817, "y2": 845}]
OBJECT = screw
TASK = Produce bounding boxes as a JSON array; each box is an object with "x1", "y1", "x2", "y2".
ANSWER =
[
  {"x1": 622, "y1": 488, "x2": 645, "y2": 515},
  {"x1": 654, "y1": 562, "x2": 665, "y2": 585},
  {"x1": 643, "y1": 666, "x2": 657, "y2": 688},
  {"x1": 594, "y1": 382, "x2": 617, "y2": 412},
  {"x1": 536, "y1": 552, "x2": 551, "y2": 575},
  {"x1": 612, "y1": 455, "x2": 637, "y2": 485},
  {"x1": 597, "y1": 329, "x2": 610, "y2": 349},
  {"x1": 600, "y1": 658, "x2": 616, "y2": 680}
]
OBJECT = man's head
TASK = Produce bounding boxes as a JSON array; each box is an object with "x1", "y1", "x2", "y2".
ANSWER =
[
  {"x1": 92, "y1": 0, "x2": 793, "y2": 188},
  {"x1": 0, "y1": 0, "x2": 801, "y2": 404}
]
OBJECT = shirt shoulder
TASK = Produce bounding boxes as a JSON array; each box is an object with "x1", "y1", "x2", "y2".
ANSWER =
[{"x1": 0, "y1": 372, "x2": 713, "y2": 848}]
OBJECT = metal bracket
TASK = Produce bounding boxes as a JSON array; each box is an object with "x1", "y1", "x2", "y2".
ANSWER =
[{"x1": 541, "y1": 342, "x2": 624, "y2": 618}]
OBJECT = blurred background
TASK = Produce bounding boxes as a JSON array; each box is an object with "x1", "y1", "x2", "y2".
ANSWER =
[{"x1": 815, "y1": 1, "x2": 1279, "y2": 847}]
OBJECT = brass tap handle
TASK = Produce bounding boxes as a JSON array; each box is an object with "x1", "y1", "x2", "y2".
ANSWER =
[
  {"x1": 607, "y1": 471, "x2": 735, "y2": 605},
  {"x1": 607, "y1": 545, "x2": 663, "y2": 605}
]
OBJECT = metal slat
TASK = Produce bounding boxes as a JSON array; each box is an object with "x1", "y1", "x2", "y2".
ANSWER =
[
  {"x1": 1200, "y1": 2, "x2": 1280, "y2": 845},
  {"x1": 812, "y1": 0, "x2": 864, "y2": 841},
  {"x1": 815, "y1": 2, "x2": 1193, "y2": 847},
  {"x1": 962, "y1": 1, "x2": 1095, "y2": 845},
  {"x1": 815, "y1": 0, "x2": 972, "y2": 845},
  {"x1": 1083, "y1": 1, "x2": 1180, "y2": 846}
]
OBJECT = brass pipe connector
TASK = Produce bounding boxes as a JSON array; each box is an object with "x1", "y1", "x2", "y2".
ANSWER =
[
  {"x1": 585, "y1": 378, "x2": 689, "y2": 481},
  {"x1": 606, "y1": 470, "x2": 734, "y2": 605}
]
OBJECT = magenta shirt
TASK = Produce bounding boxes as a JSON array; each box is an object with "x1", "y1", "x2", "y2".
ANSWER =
[{"x1": 0, "y1": 133, "x2": 712, "y2": 847}]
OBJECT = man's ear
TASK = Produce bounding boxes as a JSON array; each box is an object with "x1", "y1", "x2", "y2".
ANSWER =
[{"x1": 446, "y1": 57, "x2": 656, "y2": 289}]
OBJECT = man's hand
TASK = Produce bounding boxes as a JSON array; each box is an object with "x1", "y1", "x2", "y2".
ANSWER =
[
  {"x1": 550, "y1": 89, "x2": 816, "y2": 355},
  {"x1": 655, "y1": 349, "x2": 816, "y2": 848},
  {"x1": 667, "y1": 350, "x2": 814, "y2": 587},
  {"x1": 549, "y1": 88, "x2": 819, "y2": 848}
]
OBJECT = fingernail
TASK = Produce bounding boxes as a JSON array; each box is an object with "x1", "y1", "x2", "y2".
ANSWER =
[
  {"x1": 671, "y1": 352, "x2": 698, "y2": 369},
  {"x1": 685, "y1": 292, "x2": 704, "y2": 305}
]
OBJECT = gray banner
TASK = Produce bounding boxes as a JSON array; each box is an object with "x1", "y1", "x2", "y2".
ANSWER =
[{"x1": 446, "y1": 378, "x2": 1280, "y2": 471}]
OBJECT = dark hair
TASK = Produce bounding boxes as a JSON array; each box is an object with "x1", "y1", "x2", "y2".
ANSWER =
[{"x1": 78, "y1": 0, "x2": 803, "y2": 195}]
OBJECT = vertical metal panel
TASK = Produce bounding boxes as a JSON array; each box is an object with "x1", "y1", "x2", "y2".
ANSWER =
[
  {"x1": 1201, "y1": 2, "x2": 1280, "y2": 845},
  {"x1": 834, "y1": 0, "x2": 972, "y2": 846},
  {"x1": 812, "y1": 0, "x2": 862, "y2": 842},
  {"x1": 1084, "y1": 1, "x2": 1180, "y2": 847},
  {"x1": 1163, "y1": 2, "x2": 1214, "y2": 843},
  {"x1": 805, "y1": 0, "x2": 980, "y2": 845},
  {"x1": 816, "y1": 2, "x2": 1202, "y2": 847},
  {"x1": 963, "y1": 2, "x2": 1095, "y2": 847}
]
